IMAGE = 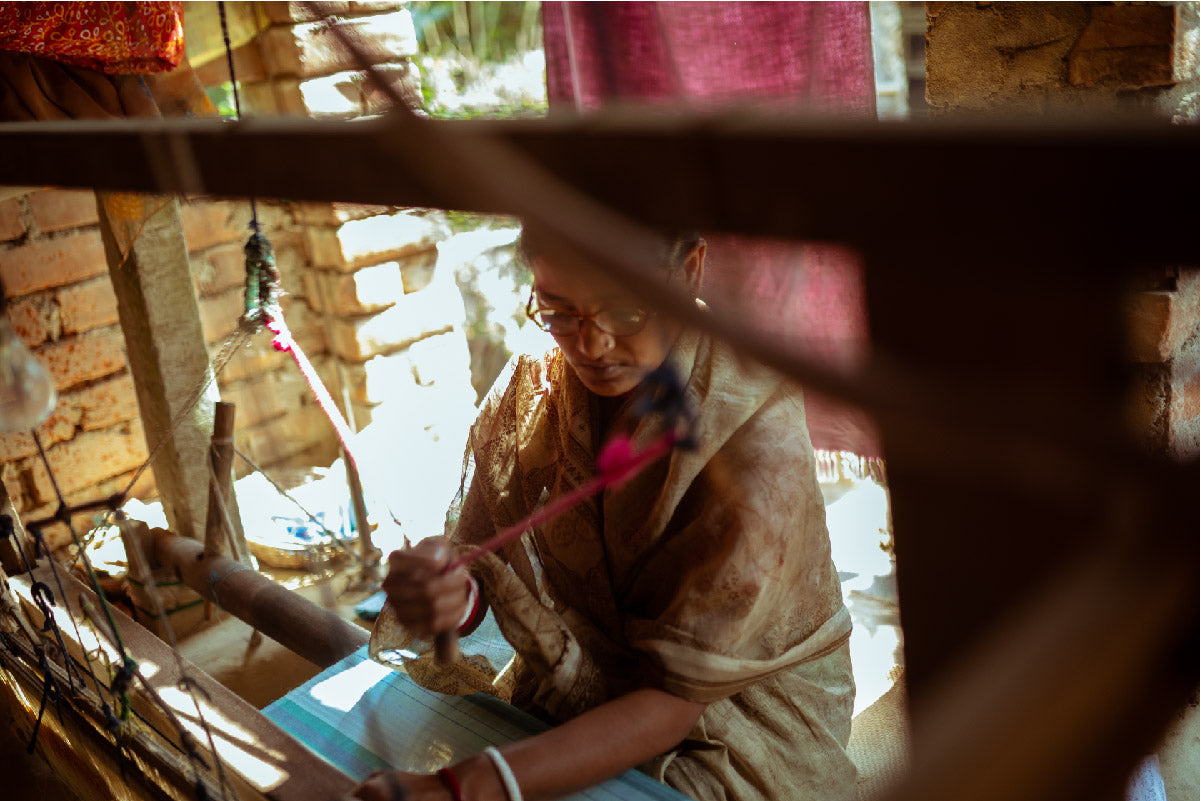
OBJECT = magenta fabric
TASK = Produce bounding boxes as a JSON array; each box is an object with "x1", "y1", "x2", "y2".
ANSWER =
[{"x1": 541, "y1": 2, "x2": 880, "y2": 458}]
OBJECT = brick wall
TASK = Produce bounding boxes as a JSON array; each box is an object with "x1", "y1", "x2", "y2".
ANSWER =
[
  {"x1": 2, "y1": 1, "x2": 475, "y2": 547},
  {"x1": 1, "y1": 189, "x2": 154, "y2": 544},
  {"x1": 926, "y1": 1, "x2": 1199, "y2": 458}
]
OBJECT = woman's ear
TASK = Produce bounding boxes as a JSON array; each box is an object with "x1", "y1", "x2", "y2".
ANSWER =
[{"x1": 682, "y1": 239, "x2": 706, "y2": 297}]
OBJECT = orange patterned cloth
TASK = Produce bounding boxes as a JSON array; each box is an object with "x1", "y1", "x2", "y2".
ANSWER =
[{"x1": 0, "y1": 2, "x2": 184, "y2": 74}]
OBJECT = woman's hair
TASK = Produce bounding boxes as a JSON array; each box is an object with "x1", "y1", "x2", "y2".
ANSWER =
[{"x1": 516, "y1": 226, "x2": 702, "y2": 274}]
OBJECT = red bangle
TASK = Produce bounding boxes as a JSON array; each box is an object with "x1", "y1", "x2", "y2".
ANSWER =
[{"x1": 437, "y1": 766, "x2": 464, "y2": 801}]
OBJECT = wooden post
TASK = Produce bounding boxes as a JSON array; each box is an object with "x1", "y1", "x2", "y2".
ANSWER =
[
  {"x1": 204, "y1": 400, "x2": 247, "y2": 560},
  {"x1": 96, "y1": 192, "x2": 217, "y2": 541}
]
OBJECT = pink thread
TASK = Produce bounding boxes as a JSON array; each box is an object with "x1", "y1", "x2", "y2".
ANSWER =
[
  {"x1": 268, "y1": 315, "x2": 362, "y2": 472},
  {"x1": 445, "y1": 431, "x2": 678, "y2": 574}
]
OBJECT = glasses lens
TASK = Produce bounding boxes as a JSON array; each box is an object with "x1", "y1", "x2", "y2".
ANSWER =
[
  {"x1": 535, "y1": 310, "x2": 579, "y2": 336},
  {"x1": 596, "y1": 308, "x2": 647, "y2": 337}
]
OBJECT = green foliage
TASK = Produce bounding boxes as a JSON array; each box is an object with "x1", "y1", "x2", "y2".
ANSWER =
[
  {"x1": 410, "y1": 1, "x2": 542, "y2": 62},
  {"x1": 205, "y1": 81, "x2": 239, "y2": 117}
]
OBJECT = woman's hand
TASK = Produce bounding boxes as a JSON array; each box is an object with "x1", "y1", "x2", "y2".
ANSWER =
[
  {"x1": 381, "y1": 537, "x2": 472, "y2": 639},
  {"x1": 348, "y1": 769, "x2": 448, "y2": 800}
]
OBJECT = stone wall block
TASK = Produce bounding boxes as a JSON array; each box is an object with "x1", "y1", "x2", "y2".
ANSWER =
[
  {"x1": 193, "y1": 39, "x2": 268, "y2": 86},
  {"x1": 0, "y1": 196, "x2": 23, "y2": 241},
  {"x1": 197, "y1": 243, "x2": 247, "y2": 297},
  {"x1": 260, "y1": 12, "x2": 417, "y2": 79},
  {"x1": 181, "y1": 201, "x2": 253, "y2": 253},
  {"x1": 355, "y1": 60, "x2": 423, "y2": 114},
  {"x1": 336, "y1": 212, "x2": 447, "y2": 271},
  {"x1": 272, "y1": 230, "x2": 311, "y2": 292},
  {"x1": 329, "y1": 268, "x2": 464, "y2": 362},
  {"x1": 221, "y1": 369, "x2": 310, "y2": 428},
  {"x1": 400, "y1": 250, "x2": 438, "y2": 293},
  {"x1": 28, "y1": 189, "x2": 99, "y2": 234},
  {"x1": 5, "y1": 293, "x2": 60, "y2": 347},
  {"x1": 263, "y1": 2, "x2": 352, "y2": 24},
  {"x1": 199, "y1": 287, "x2": 246, "y2": 345},
  {"x1": 235, "y1": 404, "x2": 332, "y2": 467},
  {"x1": 39, "y1": 327, "x2": 127, "y2": 391},
  {"x1": 219, "y1": 342, "x2": 290, "y2": 385},
  {"x1": 298, "y1": 71, "x2": 364, "y2": 118},
  {"x1": 305, "y1": 263, "x2": 404, "y2": 315},
  {"x1": 57, "y1": 277, "x2": 119, "y2": 335},
  {"x1": 0, "y1": 230, "x2": 108, "y2": 296},
  {"x1": 281, "y1": 297, "x2": 329, "y2": 357},
  {"x1": 1068, "y1": 4, "x2": 1175, "y2": 88}
]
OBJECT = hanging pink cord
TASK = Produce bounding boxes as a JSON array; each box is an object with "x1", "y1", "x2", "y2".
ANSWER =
[
  {"x1": 268, "y1": 316, "x2": 362, "y2": 473},
  {"x1": 445, "y1": 431, "x2": 679, "y2": 573}
]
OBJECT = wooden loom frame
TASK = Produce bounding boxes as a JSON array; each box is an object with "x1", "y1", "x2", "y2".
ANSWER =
[{"x1": 1, "y1": 109, "x2": 1197, "y2": 801}]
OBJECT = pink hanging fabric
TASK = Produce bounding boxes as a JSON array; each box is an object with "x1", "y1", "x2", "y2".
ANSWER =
[{"x1": 542, "y1": 2, "x2": 881, "y2": 466}]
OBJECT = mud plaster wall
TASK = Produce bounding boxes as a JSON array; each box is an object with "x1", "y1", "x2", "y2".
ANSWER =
[{"x1": 926, "y1": 1, "x2": 1199, "y2": 459}]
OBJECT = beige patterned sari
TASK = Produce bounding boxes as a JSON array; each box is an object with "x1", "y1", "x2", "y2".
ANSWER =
[{"x1": 373, "y1": 329, "x2": 857, "y2": 800}]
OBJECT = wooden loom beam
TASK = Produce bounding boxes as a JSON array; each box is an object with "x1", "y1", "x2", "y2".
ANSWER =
[{"x1": 0, "y1": 115, "x2": 1194, "y2": 267}]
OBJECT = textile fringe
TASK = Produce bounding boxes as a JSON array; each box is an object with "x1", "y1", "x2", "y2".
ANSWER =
[{"x1": 815, "y1": 450, "x2": 888, "y2": 486}]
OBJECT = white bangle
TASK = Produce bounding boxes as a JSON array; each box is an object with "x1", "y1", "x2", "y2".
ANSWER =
[
  {"x1": 483, "y1": 746, "x2": 522, "y2": 801},
  {"x1": 456, "y1": 574, "x2": 479, "y2": 632}
]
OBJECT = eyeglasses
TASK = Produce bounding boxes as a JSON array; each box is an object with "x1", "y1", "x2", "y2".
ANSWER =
[{"x1": 525, "y1": 288, "x2": 652, "y2": 338}]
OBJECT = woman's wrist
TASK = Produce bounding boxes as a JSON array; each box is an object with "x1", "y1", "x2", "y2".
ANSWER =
[{"x1": 450, "y1": 752, "x2": 509, "y2": 801}]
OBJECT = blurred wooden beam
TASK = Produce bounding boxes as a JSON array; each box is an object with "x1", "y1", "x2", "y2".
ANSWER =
[{"x1": 0, "y1": 114, "x2": 1194, "y2": 268}]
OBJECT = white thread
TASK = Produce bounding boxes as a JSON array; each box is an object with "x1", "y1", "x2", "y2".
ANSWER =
[{"x1": 483, "y1": 746, "x2": 523, "y2": 801}]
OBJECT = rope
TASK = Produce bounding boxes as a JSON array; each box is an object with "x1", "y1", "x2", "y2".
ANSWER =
[
  {"x1": 217, "y1": 0, "x2": 259, "y2": 232},
  {"x1": 26, "y1": 429, "x2": 235, "y2": 801},
  {"x1": 232, "y1": 446, "x2": 368, "y2": 566}
]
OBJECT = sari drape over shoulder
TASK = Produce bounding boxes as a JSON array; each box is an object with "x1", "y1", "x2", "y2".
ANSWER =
[{"x1": 373, "y1": 329, "x2": 857, "y2": 801}]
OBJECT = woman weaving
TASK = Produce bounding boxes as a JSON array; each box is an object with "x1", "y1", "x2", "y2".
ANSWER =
[{"x1": 352, "y1": 229, "x2": 856, "y2": 801}]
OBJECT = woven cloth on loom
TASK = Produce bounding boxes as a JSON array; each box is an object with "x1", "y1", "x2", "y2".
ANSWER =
[{"x1": 263, "y1": 647, "x2": 689, "y2": 801}]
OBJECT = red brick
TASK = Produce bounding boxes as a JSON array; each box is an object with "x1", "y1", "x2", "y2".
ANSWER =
[
  {"x1": 34, "y1": 419, "x2": 148, "y2": 497},
  {"x1": 180, "y1": 201, "x2": 253, "y2": 253},
  {"x1": 4, "y1": 293, "x2": 61, "y2": 347},
  {"x1": 0, "y1": 230, "x2": 109, "y2": 296},
  {"x1": 0, "y1": 402, "x2": 79, "y2": 463},
  {"x1": 57, "y1": 277, "x2": 119, "y2": 335},
  {"x1": 0, "y1": 196, "x2": 24, "y2": 241},
  {"x1": 28, "y1": 189, "x2": 99, "y2": 233},
  {"x1": 71, "y1": 373, "x2": 140, "y2": 431},
  {"x1": 38, "y1": 327, "x2": 128, "y2": 390}
]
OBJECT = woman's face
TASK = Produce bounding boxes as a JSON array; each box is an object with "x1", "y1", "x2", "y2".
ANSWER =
[{"x1": 529, "y1": 244, "x2": 704, "y2": 398}]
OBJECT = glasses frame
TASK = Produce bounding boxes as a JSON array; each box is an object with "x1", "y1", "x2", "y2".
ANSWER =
[{"x1": 524, "y1": 287, "x2": 653, "y2": 338}]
